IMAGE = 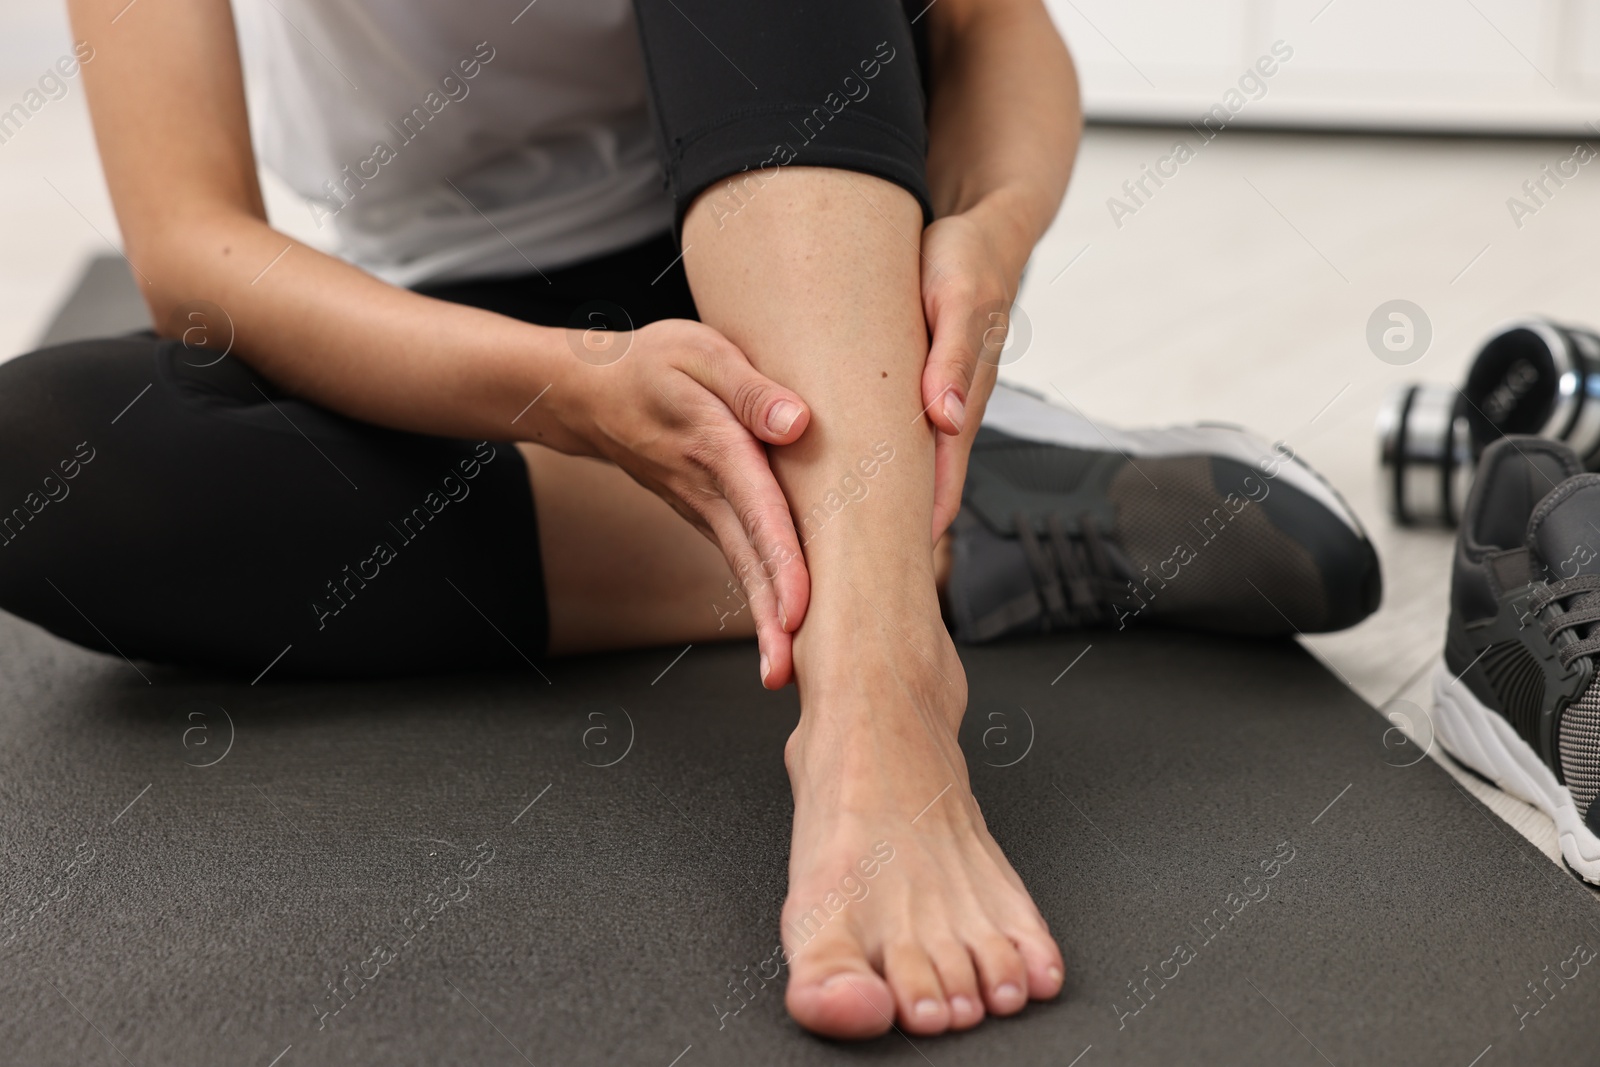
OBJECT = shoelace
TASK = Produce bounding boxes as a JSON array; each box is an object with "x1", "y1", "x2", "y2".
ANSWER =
[
  {"x1": 1528, "y1": 573, "x2": 1600, "y2": 666},
  {"x1": 1012, "y1": 510, "x2": 1122, "y2": 627}
]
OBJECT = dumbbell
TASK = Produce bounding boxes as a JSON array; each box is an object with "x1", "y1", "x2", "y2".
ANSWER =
[
  {"x1": 1378, "y1": 318, "x2": 1600, "y2": 525},
  {"x1": 1377, "y1": 382, "x2": 1473, "y2": 526}
]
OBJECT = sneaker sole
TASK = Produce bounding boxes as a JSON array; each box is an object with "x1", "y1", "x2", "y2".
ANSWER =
[{"x1": 1431, "y1": 657, "x2": 1600, "y2": 883}]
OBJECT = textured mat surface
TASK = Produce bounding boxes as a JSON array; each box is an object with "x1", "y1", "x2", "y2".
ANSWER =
[
  {"x1": 10, "y1": 258, "x2": 1600, "y2": 1064},
  {"x1": 4, "y1": 614, "x2": 1600, "y2": 1066}
]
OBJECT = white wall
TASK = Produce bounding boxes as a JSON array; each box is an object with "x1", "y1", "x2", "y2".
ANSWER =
[
  {"x1": 1052, "y1": 0, "x2": 1600, "y2": 134},
  {"x1": 0, "y1": 0, "x2": 326, "y2": 355}
]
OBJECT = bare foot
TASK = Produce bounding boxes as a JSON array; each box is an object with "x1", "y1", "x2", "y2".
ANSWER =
[{"x1": 779, "y1": 591, "x2": 1064, "y2": 1039}]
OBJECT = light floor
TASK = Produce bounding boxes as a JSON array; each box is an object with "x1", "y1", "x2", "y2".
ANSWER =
[
  {"x1": 3, "y1": 79, "x2": 1597, "y2": 872},
  {"x1": 1003, "y1": 123, "x2": 1600, "y2": 875}
]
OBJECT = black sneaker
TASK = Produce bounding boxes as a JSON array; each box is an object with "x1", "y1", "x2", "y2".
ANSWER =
[
  {"x1": 1434, "y1": 434, "x2": 1600, "y2": 882},
  {"x1": 947, "y1": 384, "x2": 1381, "y2": 641}
]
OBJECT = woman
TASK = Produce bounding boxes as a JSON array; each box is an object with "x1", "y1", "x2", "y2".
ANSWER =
[{"x1": 1, "y1": 0, "x2": 1377, "y2": 1042}]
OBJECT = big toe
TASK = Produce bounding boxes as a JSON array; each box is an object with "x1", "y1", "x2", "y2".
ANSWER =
[{"x1": 785, "y1": 940, "x2": 895, "y2": 1039}]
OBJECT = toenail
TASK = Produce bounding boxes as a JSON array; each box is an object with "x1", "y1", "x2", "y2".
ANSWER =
[
  {"x1": 760, "y1": 653, "x2": 770, "y2": 684},
  {"x1": 996, "y1": 982, "x2": 1023, "y2": 1005},
  {"x1": 913, "y1": 998, "x2": 941, "y2": 1018},
  {"x1": 950, "y1": 995, "x2": 976, "y2": 1017},
  {"x1": 1047, "y1": 965, "x2": 1063, "y2": 986},
  {"x1": 823, "y1": 973, "x2": 854, "y2": 991}
]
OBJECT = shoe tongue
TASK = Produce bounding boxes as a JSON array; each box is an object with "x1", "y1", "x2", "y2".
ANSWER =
[{"x1": 1527, "y1": 474, "x2": 1600, "y2": 581}]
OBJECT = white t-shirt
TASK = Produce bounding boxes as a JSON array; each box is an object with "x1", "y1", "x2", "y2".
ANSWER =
[{"x1": 232, "y1": 0, "x2": 674, "y2": 286}]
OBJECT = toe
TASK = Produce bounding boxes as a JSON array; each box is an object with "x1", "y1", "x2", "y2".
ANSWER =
[
  {"x1": 927, "y1": 938, "x2": 985, "y2": 1030},
  {"x1": 884, "y1": 940, "x2": 951, "y2": 1035},
  {"x1": 967, "y1": 929, "x2": 1030, "y2": 1016},
  {"x1": 1006, "y1": 917, "x2": 1065, "y2": 1000},
  {"x1": 784, "y1": 936, "x2": 895, "y2": 1040}
]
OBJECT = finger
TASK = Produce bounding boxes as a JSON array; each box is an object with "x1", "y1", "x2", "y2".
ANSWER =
[
  {"x1": 683, "y1": 419, "x2": 809, "y2": 680},
  {"x1": 702, "y1": 426, "x2": 812, "y2": 644},
  {"x1": 931, "y1": 432, "x2": 969, "y2": 544},
  {"x1": 700, "y1": 498, "x2": 795, "y2": 688},
  {"x1": 921, "y1": 294, "x2": 987, "y2": 438},
  {"x1": 686, "y1": 340, "x2": 812, "y2": 447},
  {"x1": 654, "y1": 366, "x2": 811, "y2": 641},
  {"x1": 648, "y1": 409, "x2": 797, "y2": 681},
  {"x1": 928, "y1": 349, "x2": 1000, "y2": 542}
]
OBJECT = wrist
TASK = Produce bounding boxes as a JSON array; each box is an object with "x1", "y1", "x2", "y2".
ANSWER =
[
  {"x1": 954, "y1": 190, "x2": 1040, "y2": 292},
  {"x1": 512, "y1": 321, "x2": 590, "y2": 453}
]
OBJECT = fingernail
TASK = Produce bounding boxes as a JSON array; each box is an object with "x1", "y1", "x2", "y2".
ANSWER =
[
  {"x1": 767, "y1": 399, "x2": 802, "y2": 435},
  {"x1": 1047, "y1": 965, "x2": 1063, "y2": 986},
  {"x1": 996, "y1": 982, "x2": 1023, "y2": 1006},
  {"x1": 760, "y1": 653, "x2": 770, "y2": 684},
  {"x1": 913, "y1": 998, "x2": 941, "y2": 1018},
  {"x1": 942, "y1": 392, "x2": 966, "y2": 432}
]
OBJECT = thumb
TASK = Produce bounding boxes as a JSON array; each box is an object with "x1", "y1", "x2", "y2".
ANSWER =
[
  {"x1": 921, "y1": 297, "x2": 988, "y2": 437},
  {"x1": 696, "y1": 344, "x2": 811, "y2": 446}
]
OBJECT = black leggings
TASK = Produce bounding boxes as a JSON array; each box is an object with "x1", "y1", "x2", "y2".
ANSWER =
[{"x1": 0, "y1": 1, "x2": 932, "y2": 680}]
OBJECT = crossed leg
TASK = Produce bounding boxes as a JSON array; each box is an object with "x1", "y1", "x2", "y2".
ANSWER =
[{"x1": 525, "y1": 167, "x2": 1063, "y2": 1039}]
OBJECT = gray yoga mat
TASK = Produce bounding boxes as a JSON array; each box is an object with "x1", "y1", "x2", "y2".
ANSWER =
[{"x1": 4, "y1": 259, "x2": 1600, "y2": 1065}]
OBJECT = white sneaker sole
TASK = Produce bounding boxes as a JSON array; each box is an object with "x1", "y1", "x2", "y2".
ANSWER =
[{"x1": 1431, "y1": 658, "x2": 1600, "y2": 883}]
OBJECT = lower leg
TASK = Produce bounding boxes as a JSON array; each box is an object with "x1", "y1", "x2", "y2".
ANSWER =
[
  {"x1": 524, "y1": 445, "x2": 954, "y2": 655},
  {"x1": 681, "y1": 168, "x2": 1063, "y2": 1038},
  {"x1": 522, "y1": 445, "x2": 758, "y2": 653}
]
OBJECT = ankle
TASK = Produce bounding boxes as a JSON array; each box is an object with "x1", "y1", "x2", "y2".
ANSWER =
[
  {"x1": 791, "y1": 605, "x2": 961, "y2": 695},
  {"x1": 787, "y1": 636, "x2": 969, "y2": 750},
  {"x1": 797, "y1": 563, "x2": 944, "y2": 642}
]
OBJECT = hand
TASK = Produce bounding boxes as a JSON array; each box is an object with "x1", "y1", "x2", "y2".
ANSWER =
[
  {"x1": 917, "y1": 211, "x2": 1024, "y2": 542},
  {"x1": 554, "y1": 318, "x2": 811, "y2": 688}
]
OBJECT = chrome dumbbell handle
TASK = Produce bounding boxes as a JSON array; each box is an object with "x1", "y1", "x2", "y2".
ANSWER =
[{"x1": 1378, "y1": 383, "x2": 1473, "y2": 526}]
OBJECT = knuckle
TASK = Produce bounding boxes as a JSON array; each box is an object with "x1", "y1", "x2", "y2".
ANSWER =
[
  {"x1": 932, "y1": 345, "x2": 979, "y2": 389},
  {"x1": 725, "y1": 541, "x2": 760, "y2": 576},
  {"x1": 716, "y1": 423, "x2": 766, "y2": 464},
  {"x1": 734, "y1": 497, "x2": 778, "y2": 539},
  {"x1": 673, "y1": 481, "x2": 716, "y2": 518},
  {"x1": 677, "y1": 434, "x2": 715, "y2": 472},
  {"x1": 951, "y1": 342, "x2": 982, "y2": 373},
  {"x1": 687, "y1": 332, "x2": 733, "y2": 375},
  {"x1": 728, "y1": 376, "x2": 770, "y2": 430}
]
